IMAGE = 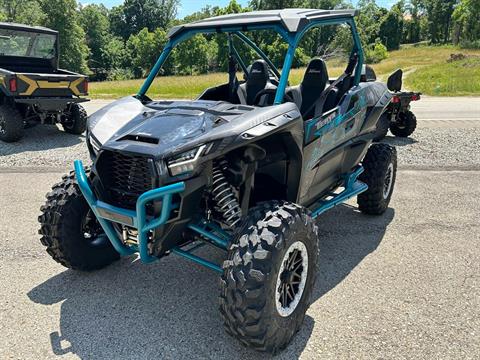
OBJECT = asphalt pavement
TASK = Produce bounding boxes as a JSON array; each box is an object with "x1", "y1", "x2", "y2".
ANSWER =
[
  {"x1": 82, "y1": 96, "x2": 480, "y2": 123},
  {"x1": 0, "y1": 97, "x2": 479, "y2": 359}
]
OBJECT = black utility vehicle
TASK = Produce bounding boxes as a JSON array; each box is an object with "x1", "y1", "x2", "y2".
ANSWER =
[
  {"x1": 374, "y1": 69, "x2": 421, "y2": 140},
  {"x1": 0, "y1": 22, "x2": 88, "y2": 142},
  {"x1": 39, "y1": 9, "x2": 397, "y2": 353}
]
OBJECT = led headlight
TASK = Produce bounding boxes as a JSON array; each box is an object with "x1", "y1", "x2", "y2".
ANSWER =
[{"x1": 167, "y1": 144, "x2": 208, "y2": 176}]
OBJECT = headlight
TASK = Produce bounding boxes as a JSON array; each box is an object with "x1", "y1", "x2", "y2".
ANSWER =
[{"x1": 167, "y1": 144, "x2": 209, "y2": 176}]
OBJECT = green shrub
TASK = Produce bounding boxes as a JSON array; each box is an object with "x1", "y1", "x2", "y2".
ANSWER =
[
  {"x1": 365, "y1": 42, "x2": 389, "y2": 63},
  {"x1": 460, "y1": 40, "x2": 480, "y2": 49},
  {"x1": 107, "y1": 68, "x2": 134, "y2": 81}
]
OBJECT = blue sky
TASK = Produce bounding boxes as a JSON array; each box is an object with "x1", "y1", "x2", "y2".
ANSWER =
[{"x1": 80, "y1": 1, "x2": 394, "y2": 19}]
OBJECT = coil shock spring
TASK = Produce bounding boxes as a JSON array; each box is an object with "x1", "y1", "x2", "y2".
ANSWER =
[{"x1": 211, "y1": 160, "x2": 242, "y2": 227}]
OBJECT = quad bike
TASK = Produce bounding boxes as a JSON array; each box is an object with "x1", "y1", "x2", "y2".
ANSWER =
[
  {"x1": 374, "y1": 69, "x2": 421, "y2": 140},
  {"x1": 38, "y1": 9, "x2": 397, "y2": 354},
  {"x1": 0, "y1": 22, "x2": 88, "y2": 142}
]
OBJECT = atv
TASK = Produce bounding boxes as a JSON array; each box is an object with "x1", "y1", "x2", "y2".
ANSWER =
[
  {"x1": 39, "y1": 9, "x2": 397, "y2": 354},
  {"x1": 374, "y1": 69, "x2": 421, "y2": 140},
  {"x1": 0, "y1": 22, "x2": 88, "y2": 142}
]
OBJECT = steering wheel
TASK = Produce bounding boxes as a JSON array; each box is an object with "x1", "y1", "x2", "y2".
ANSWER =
[{"x1": 253, "y1": 88, "x2": 294, "y2": 106}]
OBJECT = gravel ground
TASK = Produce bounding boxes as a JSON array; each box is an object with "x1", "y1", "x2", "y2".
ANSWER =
[
  {"x1": 0, "y1": 125, "x2": 90, "y2": 169},
  {"x1": 384, "y1": 128, "x2": 480, "y2": 169},
  {"x1": 1, "y1": 125, "x2": 479, "y2": 170}
]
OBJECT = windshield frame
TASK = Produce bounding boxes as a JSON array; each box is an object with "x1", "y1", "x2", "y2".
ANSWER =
[{"x1": 137, "y1": 17, "x2": 363, "y2": 105}]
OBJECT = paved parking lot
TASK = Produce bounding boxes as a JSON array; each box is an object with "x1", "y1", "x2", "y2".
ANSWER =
[{"x1": 0, "y1": 98, "x2": 479, "y2": 359}]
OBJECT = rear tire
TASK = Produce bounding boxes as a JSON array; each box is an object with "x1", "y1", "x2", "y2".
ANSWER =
[
  {"x1": 62, "y1": 103, "x2": 87, "y2": 135},
  {"x1": 0, "y1": 104, "x2": 24, "y2": 142},
  {"x1": 219, "y1": 201, "x2": 319, "y2": 354},
  {"x1": 390, "y1": 110, "x2": 416, "y2": 137},
  {"x1": 38, "y1": 169, "x2": 120, "y2": 271},
  {"x1": 358, "y1": 143, "x2": 397, "y2": 215}
]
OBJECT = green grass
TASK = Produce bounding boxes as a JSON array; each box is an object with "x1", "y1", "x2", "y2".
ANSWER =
[
  {"x1": 405, "y1": 57, "x2": 480, "y2": 96},
  {"x1": 89, "y1": 45, "x2": 480, "y2": 99}
]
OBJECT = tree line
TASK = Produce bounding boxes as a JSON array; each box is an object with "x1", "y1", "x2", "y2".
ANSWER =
[{"x1": 0, "y1": 0, "x2": 478, "y2": 81}]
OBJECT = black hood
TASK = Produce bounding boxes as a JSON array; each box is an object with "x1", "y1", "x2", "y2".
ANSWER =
[
  {"x1": 106, "y1": 107, "x2": 218, "y2": 151},
  {"x1": 89, "y1": 96, "x2": 299, "y2": 159}
]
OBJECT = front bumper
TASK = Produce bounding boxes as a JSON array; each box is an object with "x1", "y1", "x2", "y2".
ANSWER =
[
  {"x1": 15, "y1": 97, "x2": 89, "y2": 112},
  {"x1": 74, "y1": 160, "x2": 185, "y2": 263}
]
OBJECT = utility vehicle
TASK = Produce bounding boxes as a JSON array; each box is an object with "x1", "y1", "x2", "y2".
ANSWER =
[
  {"x1": 0, "y1": 22, "x2": 88, "y2": 142},
  {"x1": 374, "y1": 69, "x2": 421, "y2": 140},
  {"x1": 39, "y1": 9, "x2": 397, "y2": 353}
]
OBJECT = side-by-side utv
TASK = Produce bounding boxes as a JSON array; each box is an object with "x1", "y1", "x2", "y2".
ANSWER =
[
  {"x1": 39, "y1": 9, "x2": 397, "y2": 354},
  {"x1": 0, "y1": 22, "x2": 88, "y2": 142}
]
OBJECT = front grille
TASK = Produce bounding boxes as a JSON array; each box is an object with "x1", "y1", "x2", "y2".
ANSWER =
[{"x1": 96, "y1": 150, "x2": 156, "y2": 209}]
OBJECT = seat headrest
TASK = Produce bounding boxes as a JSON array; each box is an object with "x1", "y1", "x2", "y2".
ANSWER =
[
  {"x1": 302, "y1": 58, "x2": 329, "y2": 89},
  {"x1": 247, "y1": 60, "x2": 270, "y2": 87}
]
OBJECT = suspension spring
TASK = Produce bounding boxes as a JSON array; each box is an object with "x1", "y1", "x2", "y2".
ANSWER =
[{"x1": 211, "y1": 161, "x2": 242, "y2": 228}]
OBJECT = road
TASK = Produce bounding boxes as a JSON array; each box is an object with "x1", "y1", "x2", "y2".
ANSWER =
[
  {"x1": 1, "y1": 97, "x2": 479, "y2": 359},
  {"x1": 83, "y1": 96, "x2": 480, "y2": 126}
]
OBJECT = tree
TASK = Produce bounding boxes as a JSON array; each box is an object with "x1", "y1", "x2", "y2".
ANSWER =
[
  {"x1": 249, "y1": 0, "x2": 301, "y2": 9},
  {"x1": 403, "y1": 0, "x2": 423, "y2": 44},
  {"x1": 422, "y1": 0, "x2": 458, "y2": 44},
  {"x1": 173, "y1": 35, "x2": 211, "y2": 75},
  {"x1": 126, "y1": 27, "x2": 168, "y2": 78},
  {"x1": 452, "y1": 0, "x2": 480, "y2": 47},
  {"x1": 79, "y1": 4, "x2": 111, "y2": 79},
  {"x1": 379, "y1": 3, "x2": 404, "y2": 50},
  {"x1": 0, "y1": 0, "x2": 45, "y2": 25},
  {"x1": 356, "y1": 0, "x2": 388, "y2": 46},
  {"x1": 40, "y1": 0, "x2": 89, "y2": 74},
  {"x1": 102, "y1": 37, "x2": 130, "y2": 80},
  {"x1": 110, "y1": 0, "x2": 179, "y2": 40}
]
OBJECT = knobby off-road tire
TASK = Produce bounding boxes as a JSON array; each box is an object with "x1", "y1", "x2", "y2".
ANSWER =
[
  {"x1": 62, "y1": 103, "x2": 87, "y2": 135},
  {"x1": 373, "y1": 112, "x2": 390, "y2": 141},
  {"x1": 38, "y1": 169, "x2": 120, "y2": 271},
  {"x1": 390, "y1": 110, "x2": 417, "y2": 137},
  {"x1": 0, "y1": 104, "x2": 24, "y2": 142},
  {"x1": 358, "y1": 143, "x2": 397, "y2": 215},
  {"x1": 220, "y1": 201, "x2": 319, "y2": 354}
]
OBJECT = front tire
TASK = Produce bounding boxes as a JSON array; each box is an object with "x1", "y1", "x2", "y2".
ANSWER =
[
  {"x1": 0, "y1": 104, "x2": 24, "y2": 142},
  {"x1": 62, "y1": 103, "x2": 87, "y2": 135},
  {"x1": 38, "y1": 170, "x2": 120, "y2": 271},
  {"x1": 358, "y1": 143, "x2": 397, "y2": 215},
  {"x1": 390, "y1": 110, "x2": 416, "y2": 137},
  {"x1": 219, "y1": 201, "x2": 319, "y2": 354}
]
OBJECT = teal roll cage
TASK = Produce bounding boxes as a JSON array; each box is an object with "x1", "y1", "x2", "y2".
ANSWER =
[{"x1": 137, "y1": 17, "x2": 364, "y2": 105}]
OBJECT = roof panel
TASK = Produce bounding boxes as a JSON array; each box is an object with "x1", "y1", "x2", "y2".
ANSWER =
[
  {"x1": 168, "y1": 8, "x2": 357, "y2": 38},
  {"x1": 0, "y1": 22, "x2": 58, "y2": 35}
]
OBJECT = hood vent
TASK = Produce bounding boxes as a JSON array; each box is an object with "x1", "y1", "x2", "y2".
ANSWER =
[{"x1": 119, "y1": 134, "x2": 159, "y2": 144}]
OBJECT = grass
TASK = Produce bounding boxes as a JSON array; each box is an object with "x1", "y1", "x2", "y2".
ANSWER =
[
  {"x1": 89, "y1": 45, "x2": 480, "y2": 99},
  {"x1": 405, "y1": 57, "x2": 480, "y2": 96}
]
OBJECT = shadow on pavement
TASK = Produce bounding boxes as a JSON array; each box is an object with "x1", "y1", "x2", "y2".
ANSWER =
[
  {"x1": 312, "y1": 205, "x2": 394, "y2": 302},
  {"x1": 0, "y1": 125, "x2": 83, "y2": 156},
  {"x1": 28, "y1": 204, "x2": 393, "y2": 359}
]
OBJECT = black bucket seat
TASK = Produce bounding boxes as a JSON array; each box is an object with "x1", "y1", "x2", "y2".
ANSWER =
[
  {"x1": 287, "y1": 58, "x2": 338, "y2": 118},
  {"x1": 237, "y1": 60, "x2": 276, "y2": 106}
]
